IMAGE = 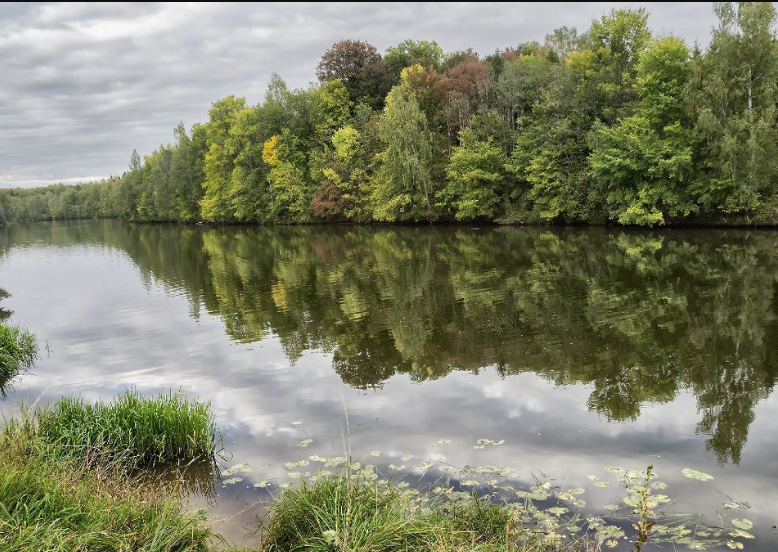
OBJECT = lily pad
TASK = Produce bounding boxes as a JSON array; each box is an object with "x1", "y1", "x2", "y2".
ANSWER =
[
  {"x1": 727, "y1": 542, "x2": 744, "y2": 550},
  {"x1": 731, "y1": 519, "x2": 753, "y2": 530},
  {"x1": 682, "y1": 468, "x2": 714, "y2": 481},
  {"x1": 253, "y1": 480, "x2": 269, "y2": 488},
  {"x1": 222, "y1": 462, "x2": 255, "y2": 476},
  {"x1": 222, "y1": 477, "x2": 243, "y2": 485},
  {"x1": 296, "y1": 438, "x2": 313, "y2": 447}
]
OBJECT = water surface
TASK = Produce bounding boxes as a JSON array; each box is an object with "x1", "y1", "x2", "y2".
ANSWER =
[{"x1": 1, "y1": 221, "x2": 776, "y2": 549}]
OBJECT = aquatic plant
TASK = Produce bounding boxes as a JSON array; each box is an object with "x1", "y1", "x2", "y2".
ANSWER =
[
  {"x1": 36, "y1": 390, "x2": 217, "y2": 469},
  {"x1": 261, "y1": 475, "x2": 568, "y2": 552}
]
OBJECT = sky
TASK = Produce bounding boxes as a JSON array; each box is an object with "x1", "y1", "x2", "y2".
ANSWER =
[{"x1": 0, "y1": 2, "x2": 720, "y2": 188}]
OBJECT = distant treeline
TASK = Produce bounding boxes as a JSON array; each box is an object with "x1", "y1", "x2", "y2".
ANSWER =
[{"x1": 3, "y1": 2, "x2": 778, "y2": 227}]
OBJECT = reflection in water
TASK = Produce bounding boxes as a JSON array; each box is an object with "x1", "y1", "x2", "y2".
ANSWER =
[{"x1": 2, "y1": 222, "x2": 777, "y2": 465}]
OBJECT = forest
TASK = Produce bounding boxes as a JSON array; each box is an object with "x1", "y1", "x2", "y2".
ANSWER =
[{"x1": 2, "y1": 2, "x2": 778, "y2": 227}]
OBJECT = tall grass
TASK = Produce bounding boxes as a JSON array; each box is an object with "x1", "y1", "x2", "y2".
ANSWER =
[
  {"x1": 0, "y1": 423, "x2": 214, "y2": 552},
  {"x1": 261, "y1": 476, "x2": 573, "y2": 552},
  {"x1": 0, "y1": 323, "x2": 38, "y2": 392},
  {"x1": 36, "y1": 390, "x2": 217, "y2": 469}
]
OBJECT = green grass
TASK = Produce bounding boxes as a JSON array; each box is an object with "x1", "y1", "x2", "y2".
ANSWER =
[
  {"x1": 0, "y1": 423, "x2": 215, "y2": 552},
  {"x1": 0, "y1": 323, "x2": 38, "y2": 393},
  {"x1": 35, "y1": 390, "x2": 217, "y2": 469},
  {"x1": 261, "y1": 476, "x2": 575, "y2": 552}
]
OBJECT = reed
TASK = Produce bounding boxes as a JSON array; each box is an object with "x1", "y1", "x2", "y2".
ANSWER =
[{"x1": 36, "y1": 390, "x2": 217, "y2": 469}]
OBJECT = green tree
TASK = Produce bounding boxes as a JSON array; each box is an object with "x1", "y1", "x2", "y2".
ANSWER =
[
  {"x1": 589, "y1": 37, "x2": 696, "y2": 226},
  {"x1": 693, "y1": 1, "x2": 778, "y2": 214},
  {"x1": 373, "y1": 87, "x2": 434, "y2": 221},
  {"x1": 384, "y1": 39, "x2": 444, "y2": 76},
  {"x1": 442, "y1": 129, "x2": 506, "y2": 220}
]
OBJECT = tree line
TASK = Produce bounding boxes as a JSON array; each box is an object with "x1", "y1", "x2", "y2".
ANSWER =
[{"x1": 2, "y1": 2, "x2": 778, "y2": 227}]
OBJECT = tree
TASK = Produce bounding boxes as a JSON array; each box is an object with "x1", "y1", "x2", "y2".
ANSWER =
[
  {"x1": 263, "y1": 131, "x2": 310, "y2": 221},
  {"x1": 447, "y1": 60, "x2": 491, "y2": 134},
  {"x1": 589, "y1": 37, "x2": 696, "y2": 226},
  {"x1": 582, "y1": 7, "x2": 652, "y2": 122},
  {"x1": 316, "y1": 40, "x2": 394, "y2": 110},
  {"x1": 199, "y1": 96, "x2": 247, "y2": 222},
  {"x1": 384, "y1": 39, "x2": 444, "y2": 76},
  {"x1": 442, "y1": 129, "x2": 506, "y2": 220},
  {"x1": 693, "y1": 1, "x2": 778, "y2": 214},
  {"x1": 373, "y1": 87, "x2": 434, "y2": 221}
]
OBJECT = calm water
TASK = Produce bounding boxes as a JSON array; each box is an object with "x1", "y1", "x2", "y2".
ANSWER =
[{"x1": 1, "y1": 220, "x2": 777, "y2": 549}]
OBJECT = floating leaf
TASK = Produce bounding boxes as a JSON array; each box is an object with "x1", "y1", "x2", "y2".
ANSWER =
[
  {"x1": 222, "y1": 463, "x2": 255, "y2": 476},
  {"x1": 605, "y1": 466, "x2": 623, "y2": 473},
  {"x1": 253, "y1": 480, "x2": 269, "y2": 488},
  {"x1": 593, "y1": 481, "x2": 610, "y2": 488},
  {"x1": 461, "y1": 479, "x2": 479, "y2": 487},
  {"x1": 727, "y1": 542, "x2": 744, "y2": 550},
  {"x1": 308, "y1": 455, "x2": 326, "y2": 462},
  {"x1": 604, "y1": 504, "x2": 620, "y2": 511},
  {"x1": 568, "y1": 487, "x2": 585, "y2": 495},
  {"x1": 605, "y1": 540, "x2": 619, "y2": 548},
  {"x1": 729, "y1": 529, "x2": 754, "y2": 539},
  {"x1": 389, "y1": 464, "x2": 406, "y2": 471},
  {"x1": 291, "y1": 421, "x2": 302, "y2": 425},
  {"x1": 401, "y1": 455, "x2": 413, "y2": 462},
  {"x1": 548, "y1": 507, "x2": 568, "y2": 516},
  {"x1": 682, "y1": 468, "x2": 714, "y2": 481},
  {"x1": 222, "y1": 477, "x2": 243, "y2": 485},
  {"x1": 651, "y1": 481, "x2": 668, "y2": 490},
  {"x1": 731, "y1": 519, "x2": 753, "y2": 530},
  {"x1": 587, "y1": 475, "x2": 599, "y2": 481},
  {"x1": 296, "y1": 438, "x2": 313, "y2": 447},
  {"x1": 370, "y1": 450, "x2": 382, "y2": 457}
]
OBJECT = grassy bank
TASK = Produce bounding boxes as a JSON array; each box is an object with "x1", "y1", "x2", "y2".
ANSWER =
[
  {"x1": 0, "y1": 394, "x2": 584, "y2": 552},
  {"x1": 0, "y1": 422, "x2": 214, "y2": 552}
]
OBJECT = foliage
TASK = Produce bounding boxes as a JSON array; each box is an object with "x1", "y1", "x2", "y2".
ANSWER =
[
  {"x1": 443, "y1": 130, "x2": 506, "y2": 220},
  {"x1": 316, "y1": 39, "x2": 395, "y2": 110},
  {"x1": 374, "y1": 87, "x2": 434, "y2": 221},
  {"x1": 0, "y1": 321, "x2": 38, "y2": 395}
]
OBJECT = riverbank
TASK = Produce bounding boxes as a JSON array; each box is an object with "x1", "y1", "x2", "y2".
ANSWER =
[{"x1": 0, "y1": 397, "x2": 584, "y2": 552}]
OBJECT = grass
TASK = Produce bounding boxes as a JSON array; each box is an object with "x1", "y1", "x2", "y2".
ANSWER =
[
  {"x1": 0, "y1": 422, "x2": 215, "y2": 552},
  {"x1": 261, "y1": 476, "x2": 576, "y2": 552},
  {"x1": 0, "y1": 323, "x2": 38, "y2": 394},
  {"x1": 34, "y1": 390, "x2": 218, "y2": 469}
]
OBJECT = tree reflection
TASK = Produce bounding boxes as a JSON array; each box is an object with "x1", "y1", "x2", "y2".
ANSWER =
[{"x1": 4, "y1": 222, "x2": 777, "y2": 464}]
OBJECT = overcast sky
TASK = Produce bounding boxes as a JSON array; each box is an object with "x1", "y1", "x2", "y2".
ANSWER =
[{"x1": 0, "y1": 2, "x2": 719, "y2": 188}]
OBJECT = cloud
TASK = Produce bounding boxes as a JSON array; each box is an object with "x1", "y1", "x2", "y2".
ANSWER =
[{"x1": 0, "y1": 2, "x2": 717, "y2": 187}]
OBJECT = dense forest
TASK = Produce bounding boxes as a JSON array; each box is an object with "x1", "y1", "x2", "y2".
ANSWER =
[{"x1": 3, "y1": 3, "x2": 778, "y2": 227}]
